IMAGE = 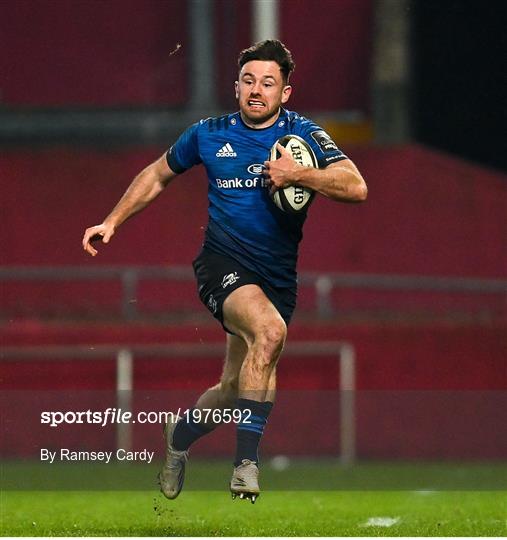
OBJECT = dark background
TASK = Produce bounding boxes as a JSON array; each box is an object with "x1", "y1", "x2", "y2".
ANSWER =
[{"x1": 411, "y1": 0, "x2": 506, "y2": 171}]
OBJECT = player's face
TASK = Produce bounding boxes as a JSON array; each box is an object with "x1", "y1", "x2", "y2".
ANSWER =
[{"x1": 235, "y1": 60, "x2": 292, "y2": 129}]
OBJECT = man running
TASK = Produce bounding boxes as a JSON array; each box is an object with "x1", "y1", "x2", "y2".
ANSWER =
[{"x1": 82, "y1": 40, "x2": 367, "y2": 503}]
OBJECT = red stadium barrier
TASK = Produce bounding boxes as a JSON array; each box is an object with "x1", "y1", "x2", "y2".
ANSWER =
[
  {"x1": 1, "y1": 144, "x2": 505, "y2": 276},
  {"x1": 1, "y1": 324, "x2": 505, "y2": 459},
  {"x1": 0, "y1": 1, "x2": 189, "y2": 106},
  {"x1": 1, "y1": 144, "x2": 505, "y2": 459},
  {"x1": 1, "y1": 0, "x2": 372, "y2": 111}
]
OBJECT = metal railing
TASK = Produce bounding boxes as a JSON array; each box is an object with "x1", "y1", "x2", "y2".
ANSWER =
[
  {"x1": 0, "y1": 341, "x2": 356, "y2": 466},
  {"x1": 1, "y1": 265, "x2": 506, "y2": 319}
]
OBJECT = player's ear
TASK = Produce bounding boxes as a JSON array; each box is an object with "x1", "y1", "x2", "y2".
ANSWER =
[
  {"x1": 281, "y1": 85, "x2": 292, "y2": 104},
  {"x1": 234, "y1": 81, "x2": 239, "y2": 99}
]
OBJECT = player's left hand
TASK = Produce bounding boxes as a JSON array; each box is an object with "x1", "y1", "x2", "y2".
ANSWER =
[{"x1": 263, "y1": 143, "x2": 303, "y2": 195}]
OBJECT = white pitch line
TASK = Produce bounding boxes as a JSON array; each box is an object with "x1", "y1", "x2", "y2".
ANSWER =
[
  {"x1": 361, "y1": 516, "x2": 401, "y2": 527},
  {"x1": 413, "y1": 489, "x2": 437, "y2": 495}
]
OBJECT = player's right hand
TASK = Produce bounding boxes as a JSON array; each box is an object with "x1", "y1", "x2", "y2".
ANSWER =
[{"x1": 82, "y1": 223, "x2": 115, "y2": 257}]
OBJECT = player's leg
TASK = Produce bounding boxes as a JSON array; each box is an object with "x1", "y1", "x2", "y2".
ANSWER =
[
  {"x1": 222, "y1": 284, "x2": 287, "y2": 501},
  {"x1": 224, "y1": 284, "x2": 286, "y2": 398},
  {"x1": 194, "y1": 334, "x2": 247, "y2": 413},
  {"x1": 224, "y1": 284, "x2": 285, "y2": 397},
  {"x1": 265, "y1": 366, "x2": 277, "y2": 403},
  {"x1": 229, "y1": 357, "x2": 278, "y2": 503},
  {"x1": 171, "y1": 334, "x2": 247, "y2": 450},
  {"x1": 158, "y1": 334, "x2": 247, "y2": 499}
]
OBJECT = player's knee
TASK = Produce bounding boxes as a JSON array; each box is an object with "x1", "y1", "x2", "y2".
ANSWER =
[
  {"x1": 256, "y1": 317, "x2": 287, "y2": 362},
  {"x1": 265, "y1": 318, "x2": 287, "y2": 351}
]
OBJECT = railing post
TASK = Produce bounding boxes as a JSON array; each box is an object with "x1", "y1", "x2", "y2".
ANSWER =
[
  {"x1": 316, "y1": 275, "x2": 334, "y2": 318},
  {"x1": 116, "y1": 348, "x2": 133, "y2": 452},
  {"x1": 339, "y1": 343, "x2": 356, "y2": 467}
]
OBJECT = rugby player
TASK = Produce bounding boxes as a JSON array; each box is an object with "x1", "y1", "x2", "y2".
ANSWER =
[{"x1": 82, "y1": 40, "x2": 367, "y2": 503}]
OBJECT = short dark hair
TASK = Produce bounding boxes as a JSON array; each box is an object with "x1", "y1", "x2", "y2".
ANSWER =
[{"x1": 238, "y1": 40, "x2": 295, "y2": 82}]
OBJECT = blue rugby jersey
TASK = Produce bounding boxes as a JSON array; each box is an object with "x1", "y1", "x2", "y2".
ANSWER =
[{"x1": 166, "y1": 108, "x2": 347, "y2": 288}]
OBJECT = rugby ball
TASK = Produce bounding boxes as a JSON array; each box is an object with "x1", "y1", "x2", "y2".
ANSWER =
[{"x1": 269, "y1": 135, "x2": 316, "y2": 214}]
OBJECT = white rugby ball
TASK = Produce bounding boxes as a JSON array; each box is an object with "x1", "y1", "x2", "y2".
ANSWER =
[{"x1": 269, "y1": 134, "x2": 316, "y2": 214}]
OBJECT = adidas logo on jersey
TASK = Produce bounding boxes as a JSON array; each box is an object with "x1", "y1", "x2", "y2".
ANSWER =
[{"x1": 216, "y1": 143, "x2": 237, "y2": 157}]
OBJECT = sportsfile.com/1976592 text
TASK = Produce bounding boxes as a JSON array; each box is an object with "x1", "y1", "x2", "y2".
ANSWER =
[{"x1": 40, "y1": 408, "x2": 252, "y2": 428}]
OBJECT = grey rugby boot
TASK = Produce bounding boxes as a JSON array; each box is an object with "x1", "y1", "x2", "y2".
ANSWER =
[
  {"x1": 230, "y1": 459, "x2": 260, "y2": 503},
  {"x1": 158, "y1": 415, "x2": 188, "y2": 499}
]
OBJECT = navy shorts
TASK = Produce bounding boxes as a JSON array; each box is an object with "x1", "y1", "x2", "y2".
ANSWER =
[{"x1": 192, "y1": 247, "x2": 297, "y2": 333}]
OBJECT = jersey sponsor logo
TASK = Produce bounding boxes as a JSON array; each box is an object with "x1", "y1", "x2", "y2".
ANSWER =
[
  {"x1": 310, "y1": 130, "x2": 339, "y2": 152},
  {"x1": 247, "y1": 163, "x2": 264, "y2": 175},
  {"x1": 216, "y1": 178, "x2": 243, "y2": 188},
  {"x1": 216, "y1": 176, "x2": 267, "y2": 189},
  {"x1": 221, "y1": 272, "x2": 240, "y2": 288},
  {"x1": 216, "y1": 143, "x2": 237, "y2": 157}
]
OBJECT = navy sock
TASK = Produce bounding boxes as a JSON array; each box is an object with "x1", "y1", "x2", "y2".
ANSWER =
[
  {"x1": 172, "y1": 409, "x2": 213, "y2": 451},
  {"x1": 234, "y1": 398, "x2": 273, "y2": 466}
]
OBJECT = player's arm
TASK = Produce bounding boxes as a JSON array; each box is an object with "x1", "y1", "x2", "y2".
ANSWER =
[
  {"x1": 265, "y1": 143, "x2": 367, "y2": 203},
  {"x1": 294, "y1": 158, "x2": 367, "y2": 203},
  {"x1": 82, "y1": 154, "x2": 177, "y2": 256}
]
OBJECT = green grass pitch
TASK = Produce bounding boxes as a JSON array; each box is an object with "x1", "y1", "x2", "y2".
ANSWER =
[
  {"x1": 1, "y1": 461, "x2": 506, "y2": 536},
  {"x1": 2, "y1": 490, "x2": 505, "y2": 536}
]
